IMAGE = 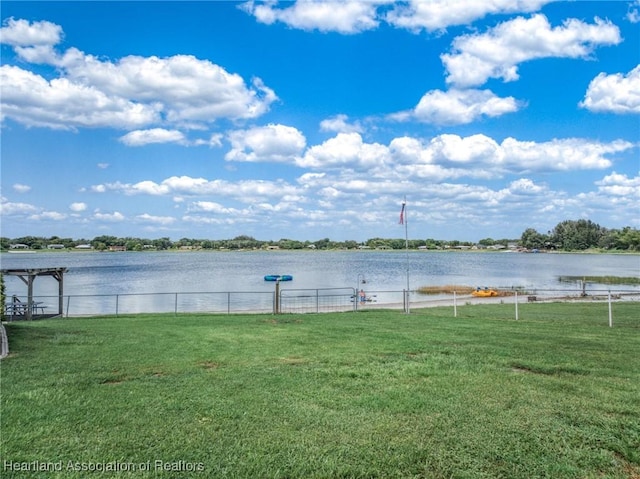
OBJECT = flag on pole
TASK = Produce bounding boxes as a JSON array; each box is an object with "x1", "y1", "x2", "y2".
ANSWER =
[{"x1": 399, "y1": 202, "x2": 405, "y2": 225}]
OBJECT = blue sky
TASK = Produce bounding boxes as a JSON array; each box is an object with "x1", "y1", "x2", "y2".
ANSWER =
[{"x1": 1, "y1": 1, "x2": 639, "y2": 242}]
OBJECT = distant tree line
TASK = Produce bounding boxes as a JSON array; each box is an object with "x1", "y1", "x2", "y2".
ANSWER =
[
  {"x1": 520, "y1": 220, "x2": 640, "y2": 251},
  {"x1": 0, "y1": 234, "x2": 516, "y2": 251},
  {"x1": 1, "y1": 220, "x2": 638, "y2": 252}
]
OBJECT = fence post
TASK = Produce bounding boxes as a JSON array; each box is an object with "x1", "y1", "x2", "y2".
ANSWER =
[
  {"x1": 116, "y1": 294, "x2": 119, "y2": 317},
  {"x1": 174, "y1": 293, "x2": 178, "y2": 316},
  {"x1": 453, "y1": 291, "x2": 457, "y2": 317},
  {"x1": 406, "y1": 290, "x2": 411, "y2": 314},
  {"x1": 353, "y1": 288, "x2": 357, "y2": 312},
  {"x1": 608, "y1": 290, "x2": 612, "y2": 328},
  {"x1": 65, "y1": 295, "x2": 70, "y2": 318},
  {"x1": 515, "y1": 291, "x2": 518, "y2": 321}
]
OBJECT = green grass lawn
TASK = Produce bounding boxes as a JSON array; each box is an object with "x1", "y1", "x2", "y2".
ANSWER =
[{"x1": 1, "y1": 302, "x2": 639, "y2": 478}]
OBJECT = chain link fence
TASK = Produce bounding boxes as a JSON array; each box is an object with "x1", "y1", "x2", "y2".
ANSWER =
[{"x1": 3, "y1": 286, "x2": 639, "y2": 320}]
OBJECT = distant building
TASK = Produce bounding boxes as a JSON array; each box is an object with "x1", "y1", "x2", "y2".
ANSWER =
[
  {"x1": 47, "y1": 244, "x2": 65, "y2": 249},
  {"x1": 75, "y1": 244, "x2": 93, "y2": 250},
  {"x1": 9, "y1": 244, "x2": 29, "y2": 249}
]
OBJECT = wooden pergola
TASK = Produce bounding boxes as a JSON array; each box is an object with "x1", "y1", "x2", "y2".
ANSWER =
[{"x1": 1, "y1": 268, "x2": 67, "y2": 320}]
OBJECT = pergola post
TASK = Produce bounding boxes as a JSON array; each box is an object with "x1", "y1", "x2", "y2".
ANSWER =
[
  {"x1": 55, "y1": 270, "x2": 64, "y2": 317},
  {"x1": 27, "y1": 274, "x2": 35, "y2": 321},
  {"x1": 14, "y1": 273, "x2": 33, "y2": 320}
]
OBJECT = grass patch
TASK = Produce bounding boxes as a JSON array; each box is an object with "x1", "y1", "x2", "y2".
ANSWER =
[
  {"x1": 559, "y1": 275, "x2": 640, "y2": 286},
  {"x1": 416, "y1": 284, "x2": 476, "y2": 295},
  {"x1": 1, "y1": 303, "x2": 639, "y2": 478}
]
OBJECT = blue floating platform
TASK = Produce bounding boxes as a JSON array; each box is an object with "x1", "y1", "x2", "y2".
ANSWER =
[{"x1": 264, "y1": 275, "x2": 293, "y2": 281}]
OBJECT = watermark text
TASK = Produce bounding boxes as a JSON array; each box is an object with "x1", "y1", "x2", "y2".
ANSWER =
[{"x1": 3, "y1": 460, "x2": 205, "y2": 473}]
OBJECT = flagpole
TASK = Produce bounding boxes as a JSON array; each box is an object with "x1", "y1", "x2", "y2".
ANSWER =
[{"x1": 402, "y1": 196, "x2": 410, "y2": 313}]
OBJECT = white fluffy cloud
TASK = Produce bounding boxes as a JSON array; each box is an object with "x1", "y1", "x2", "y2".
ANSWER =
[
  {"x1": 442, "y1": 14, "x2": 621, "y2": 87},
  {"x1": 319, "y1": 114, "x2": 363, "y2": 133},
  {"x1": 187, "y1": 201, "x2": 232, "y2": 214},
  {"x1": 499, "y1": 137, "x2": 633, "y2": 171},
  {"x1": 580, "y1": 65, "x2": 640, "y2": 114},
  {"x1": 0, "y1": 198, "x2": 39, "y2": 215},
  {"x1": 120, "y1": 129, "x2": 188, "y2": 146},
  {"x1": 0, "y1": 19, "x2": 277, "y2": 131},
  {"x1": 240, "y1": 1, "x2": 382, "y2": 33},
  {"x1": 225, "y1": 124, "x2": 306, "y2": 163},
  {"x1": 29, "y1": 211, "x2": 67, "y2": 221},
  {"x1": 69, "y1": 202, "x2": 87, "y2": 212},
  {"x1": 12, "y1": 183, "x2": 31, "y2": 193},
  {"x1": 57, "y1": 53, "x2": 277, "y2": 123},
  {"x1": 384, "y1": 0, "x2": 550, "y2": 32},
  {"x1": 136, "y1": 213, "x2": 176, "y2": 225},
  {"x1": 0, "y1": 65, "x2": 159, "y2": 130},
  {"x1": 94, "y1": 211, "x2": 126, "y2": 222},
  {"x1": 0, "y1": 17, "x2": 62, "y2": 46},
  {"x1": 595, "y1": 171, "x2": 640, "y2": 196},
  {"x1": 299, "y1": 133, "x2": 390, "y2": 169},
  {"x1": 428, "y1": 134, "x2": 501, "y2": 165},
  {"x1": 406, "y1": 88, "x2": 520, "y2": 125}
]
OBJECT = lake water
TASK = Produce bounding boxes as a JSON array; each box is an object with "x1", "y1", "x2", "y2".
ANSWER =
[{"x1": 3, "y1": 250, "x2": 639, "y2": 303}]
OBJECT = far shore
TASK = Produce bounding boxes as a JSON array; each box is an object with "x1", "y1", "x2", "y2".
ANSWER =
[{"x1": 0, "y1": 248, "x2": 640, "y2": 256}]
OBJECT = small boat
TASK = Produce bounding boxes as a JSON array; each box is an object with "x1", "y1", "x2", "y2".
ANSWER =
[{"x1": 472, "y1": 288, "x2": 498, "y2": 297}]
